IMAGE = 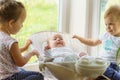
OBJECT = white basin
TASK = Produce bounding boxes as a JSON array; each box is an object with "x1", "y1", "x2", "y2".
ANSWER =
[{"x1": 39, "y1": 56, "x2": 109, "y2": 80}]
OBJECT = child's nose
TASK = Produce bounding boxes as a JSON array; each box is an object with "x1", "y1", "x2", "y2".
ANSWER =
[
  {"x1": 56, "y1": 38, "x2": 60, "y2": 41},
  {"x1": 106, "y1": 25, "x2": 111, "y2": 29}
]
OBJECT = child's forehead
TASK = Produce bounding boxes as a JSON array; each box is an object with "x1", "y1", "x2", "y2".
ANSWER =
[
  {"x1": 47, "y1": 33, "x2": 63, "y2": 41},
  {"x1": 105, "y1": 15, "x2": 118, "y2": 22},
  {"x1": 52, "y1": 34, "x2": 62, "y2": 38}
]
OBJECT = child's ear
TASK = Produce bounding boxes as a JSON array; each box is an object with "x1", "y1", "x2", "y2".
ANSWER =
[{"x1": 8, "y1": 19, "x2": 15, "y2": 28}]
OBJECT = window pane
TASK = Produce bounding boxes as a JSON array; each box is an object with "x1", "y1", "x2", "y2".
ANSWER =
[{"x1": 15, "y1": 0, "x2": 59, "y2": 63}]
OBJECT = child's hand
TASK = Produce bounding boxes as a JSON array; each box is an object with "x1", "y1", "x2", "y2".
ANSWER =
[
  {"x1": 26, "y1": 39, "x2": 32, "y2": 46},
  {"x1": 72, "y1": 34, "x2": 78, "y2": 39},
  {"x1": 20, "y1": 39, "x2": 32, "y2": 52},
  {"x1": 30, "y1": 49, "x2": 39, "y2": 58},
  {"x1": 24, "y1": 39, "x2": 32, "y2": 50}
]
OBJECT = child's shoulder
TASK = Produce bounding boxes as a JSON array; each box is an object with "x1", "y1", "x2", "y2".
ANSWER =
[
  {"x1": 0, "y1": 32, "x2": 17, "y2": 46},
  {"x1": 99, "y1": 32, "x2": 110, "y2": 39}
]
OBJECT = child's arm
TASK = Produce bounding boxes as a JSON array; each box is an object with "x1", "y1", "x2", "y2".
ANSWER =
[
  {"x1": 72, "y1": 35, "x2": 101, "y2": 46},
  {"x1": 10, "y1": 42, "x2": 39, "y2": 67},
  {"x1": 20, "y1": 39, "x2": 32, "y2": 52}
]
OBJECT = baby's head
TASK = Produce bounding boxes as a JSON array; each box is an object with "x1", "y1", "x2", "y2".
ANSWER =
[
  {"x1": 47, "y1": 33, "x2": 66, "y2": 49},
  {"x1": 104, "y1": 5, "x2": 120, "y2": 36}
]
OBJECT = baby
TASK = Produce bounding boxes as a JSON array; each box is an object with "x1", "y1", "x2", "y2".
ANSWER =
[{"x1": 44, "y1": 33, "x2": 87, "y2": 62}]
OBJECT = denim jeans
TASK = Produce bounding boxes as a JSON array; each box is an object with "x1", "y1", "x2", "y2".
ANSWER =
[
  {"x1": 103, "y1": 62, "x2": 120, "y2": 80},
  {"x1": 3, "y1": 69, "x2": 44, "y2": 80}
]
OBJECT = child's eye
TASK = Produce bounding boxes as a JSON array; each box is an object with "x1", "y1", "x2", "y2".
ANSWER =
[
  {"x1": 60, "y1": 38, "x2": 63, "y2": 40},
  {"x1": 105, "y1": 23, "x2": 114, "y2": 27},
  {"x1": 109, "y1": 23, "x2": 113, "y2": 25},
  {"x1": 60, "y1": 37, "x2": 63, "y2": 40},
  {"x1": 53, "y1": 38, "x2": 56, "y2": 40}
]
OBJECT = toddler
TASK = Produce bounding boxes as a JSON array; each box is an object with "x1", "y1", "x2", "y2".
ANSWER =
[
  {"x1": 0, "y1": 0, "x2": 43, "y2": 80},
  {"x1": 73, "y1": 5, "x2": 120, "y2": 80}
]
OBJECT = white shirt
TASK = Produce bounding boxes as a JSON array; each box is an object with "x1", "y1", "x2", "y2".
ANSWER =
[
  {"x1": 0, "y1": 32, "x2": 19, "y2": 79},
  {"x1": 99, "y1": 32, "x2": 120, "y2": 62},
  {"x1": 45, "y1": 47, "x2": 78, "y2": 62}
]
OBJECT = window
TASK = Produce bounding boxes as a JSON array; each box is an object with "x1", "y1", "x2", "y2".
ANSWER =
[{"x1": 15, "y1": 0, "x2": 59, "y2": 63}]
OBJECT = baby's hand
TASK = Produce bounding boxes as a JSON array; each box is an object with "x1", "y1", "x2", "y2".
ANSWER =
[
  {"x1": 44, "y1": 45, "x2": 50, "y2": 51},
  {"x1": 79, "y1": 52, "x2": 87, "y2": 57}
]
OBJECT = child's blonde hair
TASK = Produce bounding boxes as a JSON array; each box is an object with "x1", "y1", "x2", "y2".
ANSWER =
[
  {"x1": 104, "y1": 5, "x2": 120, "y2": 22},
  {"x1": 0, "y1": 0, "x2": 25, "y2": 23}
]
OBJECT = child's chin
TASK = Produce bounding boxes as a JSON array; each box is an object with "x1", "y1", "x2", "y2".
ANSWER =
[{"x1": 57, "y1": 44, "x2": 64, "y2": 47}]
